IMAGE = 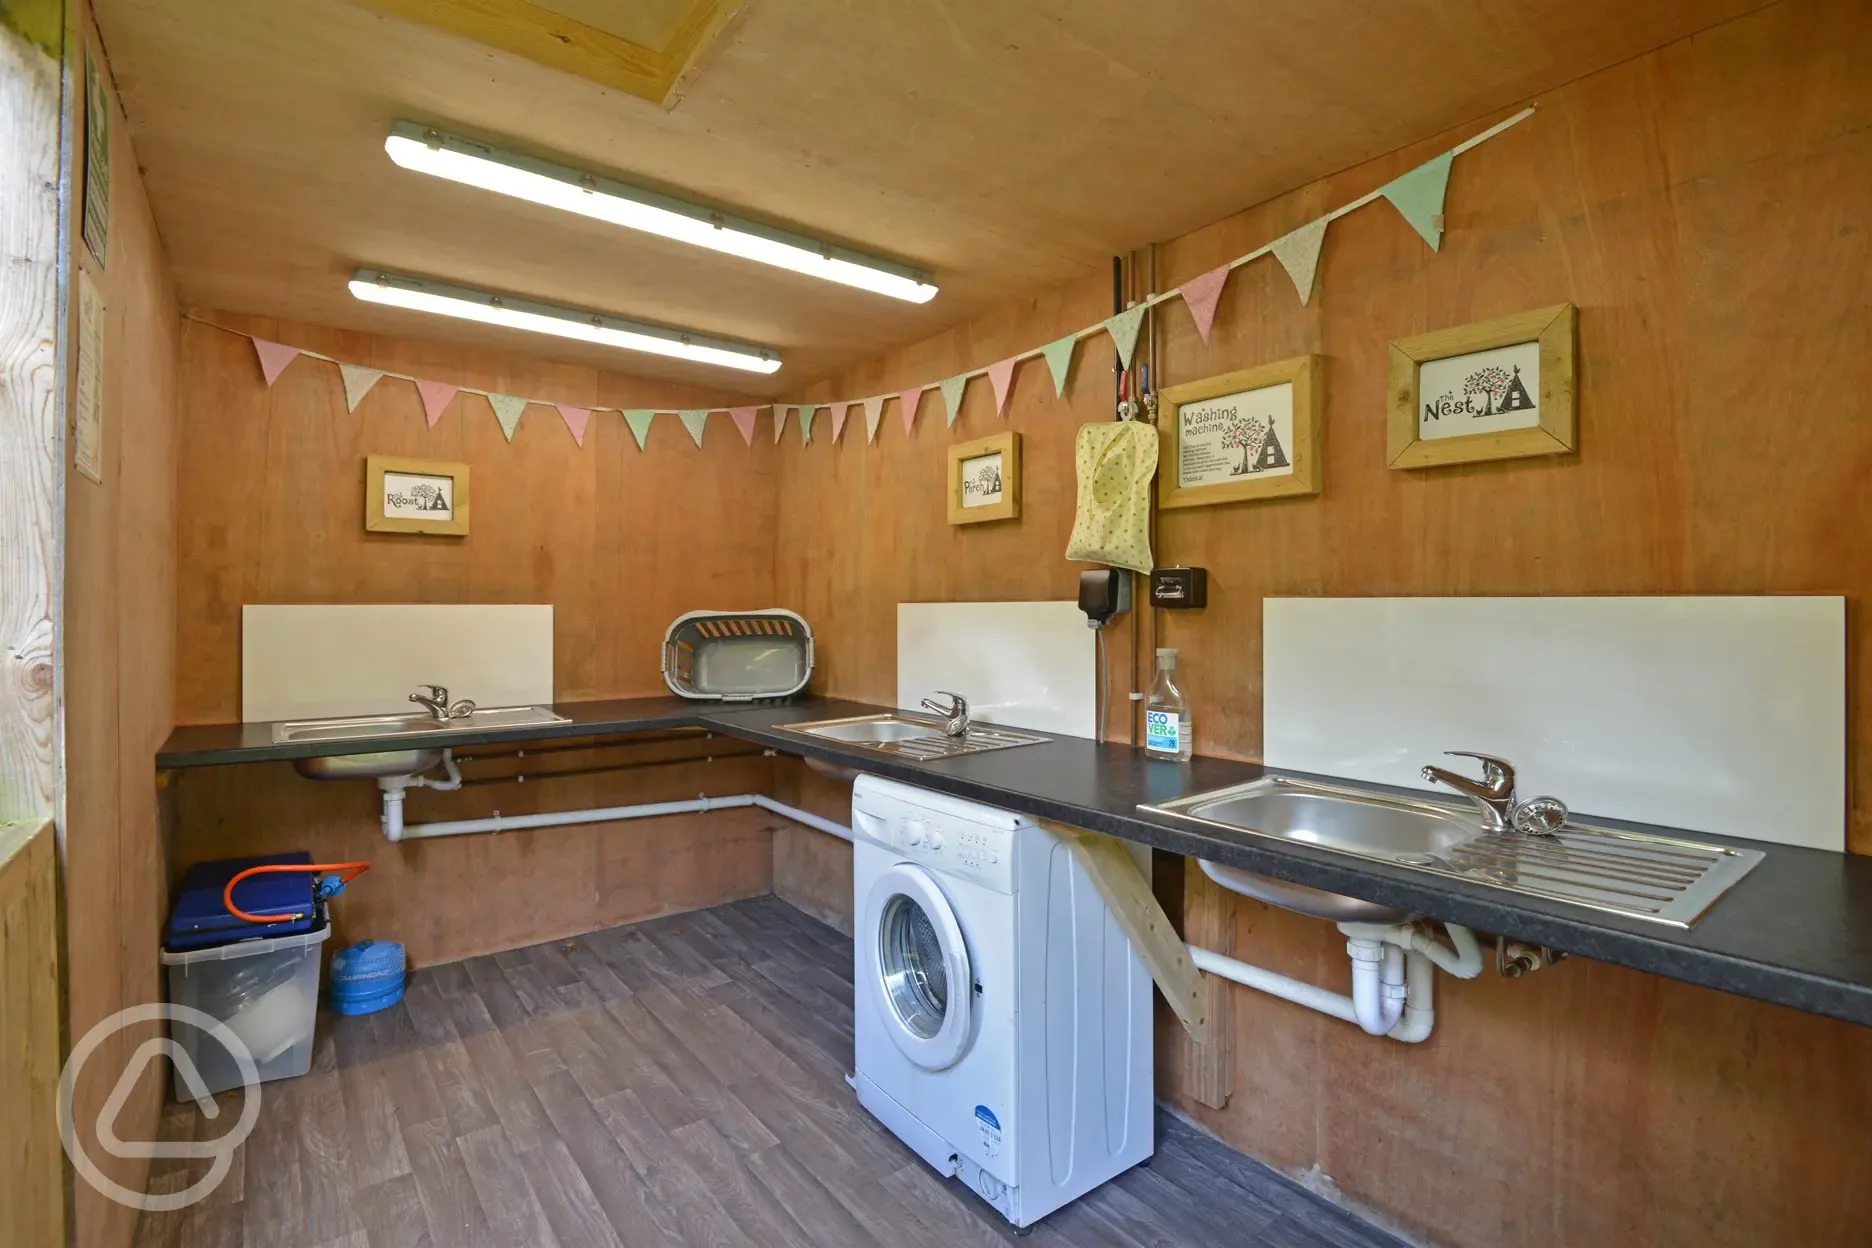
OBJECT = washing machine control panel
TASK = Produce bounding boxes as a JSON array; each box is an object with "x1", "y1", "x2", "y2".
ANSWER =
[
  {"x1": 887, "y1": 815, "x2": 1016, "y2": 891},
  {"x1": 852, "y1": 779, "x2": 1028, "y2": 893}
]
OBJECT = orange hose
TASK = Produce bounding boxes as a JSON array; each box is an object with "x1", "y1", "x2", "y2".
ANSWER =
[{"x1": 222, "y1": 861, "x2": 371, "y2": 925}]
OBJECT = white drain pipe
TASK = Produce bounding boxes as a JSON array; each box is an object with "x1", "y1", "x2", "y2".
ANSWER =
[
  {"x1": 376, "y1": 768, "x2": 851, "y2": 845},
  {"x1": 1190, "y1": 859, "x2": 1482, "y2": 1043}
]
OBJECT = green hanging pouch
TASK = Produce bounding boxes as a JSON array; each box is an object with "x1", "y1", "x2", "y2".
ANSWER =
[{"x1": 1064, "y1": 421, "x2": 1159, "y2": 574}]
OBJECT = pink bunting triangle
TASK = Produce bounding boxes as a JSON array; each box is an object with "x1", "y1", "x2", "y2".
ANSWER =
[
  {"x1": 987, "y1": 358, "x2": 1017, "y2": 415},
  {"x1": 1179, "y1": 264, "x2": 1231, "y2": 344},
  {"x1": 898, "y1": 387, "x2": 923, "y2": 437},
  {"x1": 414, "y1": 379, "x2": 460, "y2": 428},
  {"x1": 830, "y1": 402, "x2": 850, "y2": 444},
  {"x1": 251, "y1": 338, "x2": 300, "y2": 386},
  {"x1": 556, "y1": 404, "x2": 591, "y2": 447},
  {"x1": 728, "y1": 406, "x2": 758, "y2": 446}
]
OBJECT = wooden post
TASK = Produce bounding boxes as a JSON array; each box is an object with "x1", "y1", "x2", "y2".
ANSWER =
[
  {"x1": 1181, "y1": 857, "x2": 1237, "y2": 1109},
  {"x1": 0, "y1": 7, "x2": 62, "y2": 827}
]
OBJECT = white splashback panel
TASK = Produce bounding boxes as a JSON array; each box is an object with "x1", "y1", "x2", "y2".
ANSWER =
[
  {"x1": 898, "y1": 601, "x2": 1095, "y2": 738},
  {"x1": 1263, "y1": 597, "x2": 1845, "y2": 850},
  {"x1": 242, "y1": 604, "x2": 554, "y2": 723}
]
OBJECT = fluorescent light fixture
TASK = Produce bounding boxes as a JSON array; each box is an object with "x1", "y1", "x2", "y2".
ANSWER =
[
  {"x1": 348, "y1": 269, "x2": 782, "y2": 374},
  {"x1": 384, "y1": 121, "x2": 938, "y2": 304}
]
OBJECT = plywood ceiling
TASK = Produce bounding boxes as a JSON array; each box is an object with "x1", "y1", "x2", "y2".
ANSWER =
[{"x1": 93, "y1": 0, "x2": 1760, "y2": 395}]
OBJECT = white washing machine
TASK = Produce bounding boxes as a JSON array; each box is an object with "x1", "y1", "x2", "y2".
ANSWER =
[{"x1": 850, "y1": 775, "x2": 1153, "y2": 1229}]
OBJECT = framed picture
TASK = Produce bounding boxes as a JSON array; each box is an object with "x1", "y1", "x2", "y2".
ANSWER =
[
  {"x1": 366, "y1": 455, "x2": 470, "y2": 536},
  {"x1": 1387, "y1": 303, "x2": 1576, "y2": 469},
  {"x1": 947, "y1": 431, "x2": 1021, "y2": 525},
  {"x1": 1157, "y1": 354, "x2": 1322, "y2": 510}
]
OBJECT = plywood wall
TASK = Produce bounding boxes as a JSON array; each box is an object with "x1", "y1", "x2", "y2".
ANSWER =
[
  {"x1": 175, "y1": 311, "x2": 779, "y2": 724},
  {"x1": 169, "y1": 314, "x2": 789, "y2": 966},
  {"x1": 61, "y1": 3, "x2": 184, "y2": 1243},
  {"x1": 768, "y1": 1, "x2": 1872, "y2": 1244}
]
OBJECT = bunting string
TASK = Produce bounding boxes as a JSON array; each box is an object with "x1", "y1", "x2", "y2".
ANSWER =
[{"x1": 199, "y1": 107, "x2": 1530, "y2": 453}]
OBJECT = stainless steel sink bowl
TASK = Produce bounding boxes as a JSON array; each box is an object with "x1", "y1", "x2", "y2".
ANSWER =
[
  {"x1": 1145, "y1": 774, "x2": 1765, "y2": 928},
  {"x1": 272, "y1": 705, "x2": 570, "y2": 746},
  {"x1": 293, "y1": 749, "x2": 443, "y2": 780},
  {"x1": 784, "y1": 712, "x2": 1047, "y2": 761},
  {"x1": 803, "y1": 719, "x2": 942, "y2": 745}
]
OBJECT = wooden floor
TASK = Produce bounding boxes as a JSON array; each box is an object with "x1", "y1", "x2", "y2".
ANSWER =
[{"x1": 137, "y1": 897, "x2": 1410, "y2": 1248}]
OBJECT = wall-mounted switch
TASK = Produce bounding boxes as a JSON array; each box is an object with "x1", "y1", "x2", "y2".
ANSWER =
[{"x1": 1150, "y1": 567, "x2": 1207, "y2": 609}]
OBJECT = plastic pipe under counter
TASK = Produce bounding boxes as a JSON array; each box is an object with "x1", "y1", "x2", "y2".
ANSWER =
[{"x1": 376, "y1": 784, "x2": 852, "y2": 844}]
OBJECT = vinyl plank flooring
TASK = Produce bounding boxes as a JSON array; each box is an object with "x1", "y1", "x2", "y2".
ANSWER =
[
  {"x1": 330, "y1": 1009, "x2": 412, "y2": 1188},
  {"x1": 428, "y1": 959, "x2": 473, "y2": 998},
  {"x1": 238, "y1": 1062, "x2": 307, "y2": 1248},
  {"x1": 446, "y1": 989, "x2": 552, "y2": 1152},
  {"x1": 742, "y1": 1144, "x2": 880, "y2": 1248},
  {"x1": 352, "y1": 1173, "x2": 432, "y2": 1248},
  {"x1": 559, "y1": 935, "x2": 634, "y2": 1000},
  {"x1": 458, "y1": 1124, "x2": 565, "y2": 1248},
  {"x1": 668, "y1": 1119, "x2": 819, "y2": 1248},
  {"x1": 526, "y1": 1067, "x2": 686, "y2": 1248},
  {"x1": 529, "y1": 940, "x2": 588, "y2": 989},
  {"x1": 513, "y1": 1138, "x2": 628, "y2": 1248},
  {"x1": 706, "y1": 968, "x2": 854, "y2": 1087},
  {"x1": 402, "y1": 1117, "x2": 499, "y2": 1248},
  {"x1": 136, "y1": 899, "x2": 1409, "y2": 1248},
  {"x1": 495, "y1": 948, "x2": 567, "y2": 1019},
  {"x1": 633, "y1": 920, "x2": 733, "y2": 989},
  {"x1": 294, "y1": 1032, "x2": 367, "y2": 1247},
  {"x1": 369, "y1": 998, "x2": 450, "y2": 1131},
  {"x1": 403, "y1": 973, "x2": 501, "y2": 1138}
]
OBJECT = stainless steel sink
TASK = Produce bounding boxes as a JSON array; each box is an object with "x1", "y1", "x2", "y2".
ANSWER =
[
  {"x1": 1144, "y1": 774, "x2": 1765, "y2": 927},
  {"x1": 293, "y1": 749, "x2": 443, "y2": 780},
  {"x1": 272, "y1": 705, "x2": 570, "y2": 746},
  {"x1": 784, "y1": 712, "x2": 1047, "y2": 761}
]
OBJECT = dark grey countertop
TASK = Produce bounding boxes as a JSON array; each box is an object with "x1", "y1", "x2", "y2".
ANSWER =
[{"x1": 157, "y1": 695, "x2": 1872, "y2": 1029}]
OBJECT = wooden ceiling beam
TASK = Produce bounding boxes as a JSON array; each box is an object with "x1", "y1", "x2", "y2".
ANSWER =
[{"x1": 348, "y1": 0, "x2": 745, "y2": 105}]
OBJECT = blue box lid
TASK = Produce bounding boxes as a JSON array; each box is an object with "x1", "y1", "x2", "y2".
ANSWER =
[{"x1": 166, "y1": 853, "x2": 316, "y2": 951}]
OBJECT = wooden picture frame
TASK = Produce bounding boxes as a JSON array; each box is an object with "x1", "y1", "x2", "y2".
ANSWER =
[
  {"x1": 1387, "y1": 303, "x2": 1576, "y2": 469},
  {"x1": 1157, "y1": 354, "x2": 1322, "y2": 510},
  {"x1": 365, "y1": 455, "x2": 471, "y2": 536},
  {"x1": 947, "y1": 431, "x2": 1020, "y2": 525}
]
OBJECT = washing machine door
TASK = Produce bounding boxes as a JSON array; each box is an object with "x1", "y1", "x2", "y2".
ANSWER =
[{"x1": 862, "y1": 863, "x2": 974, "y2": 1072}]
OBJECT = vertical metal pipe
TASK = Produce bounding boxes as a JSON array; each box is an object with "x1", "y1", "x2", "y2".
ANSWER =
[
  {"x1": 1111, "y1": 255, "x2": 1125, "y2": 418},
  {"x1": 1137, "y1": 244, "x2": 1163, "y2": 748}
]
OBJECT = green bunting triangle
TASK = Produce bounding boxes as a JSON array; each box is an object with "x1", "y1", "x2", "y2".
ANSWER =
[
  {"x1": 1380, "y1": 151, "x2": 1453, "y2": 251},
  {"x1": 939, "y1": 375, "x2": 968, "y2": 427},
  {"x1": 678, "y1": 409, "x2": 709, "y2": 447},
  {"x1": 800, "y1": 405, "x2": 816, "y2": 446},
  {"x1": 623, "y1": 409, "x2": 654, "y2": 450},
  {"x1": 1103, "y1": 305, "x2": 1147, "y2": 370},
  {"x1": 1042, "y1": 336, "x2": 1076, "y2": 397},
  {"x1": 489, "y1": 394, "x2": 527, "y2": 442}
]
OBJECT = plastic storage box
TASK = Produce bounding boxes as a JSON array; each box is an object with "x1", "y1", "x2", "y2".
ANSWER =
[{"x1": 160, "y1": 914, "x2": 330, "y2": 1098}]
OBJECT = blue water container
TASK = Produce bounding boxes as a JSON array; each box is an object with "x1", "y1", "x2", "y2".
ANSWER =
[{"x1": 328, "y1": 940, "x2": 407, "y2": 1015}]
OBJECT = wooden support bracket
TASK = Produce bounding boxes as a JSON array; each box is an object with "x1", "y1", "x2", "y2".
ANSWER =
[{"x1": 1046, "y1": 820, "x2": 1207, "y2": 1045}]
